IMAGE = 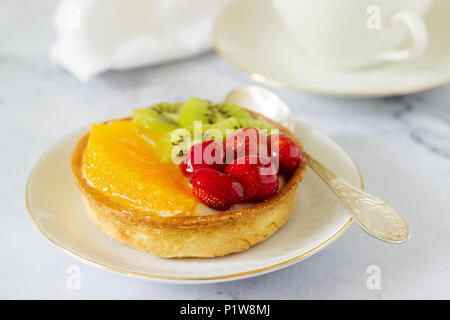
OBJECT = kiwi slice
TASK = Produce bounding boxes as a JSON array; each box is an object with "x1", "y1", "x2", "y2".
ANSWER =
[
  {"x1": 157, "y1": 128, "x2": 193, "y2": 164},
  {"x1": 210, "y1": 117, "x2": 272, "y2": 138},
  {"x1": 132, "y1": 103, "x2": 182, "y2": 134},
  {"x1": 132, "y1": 99, "x2": 271, "y2": 163},
  {"x1": 212, "y1": 103, "x2": 253, "y2": 122},
  {"x1": 177, "y1": 98, "x2": 216, "y2": 128}
]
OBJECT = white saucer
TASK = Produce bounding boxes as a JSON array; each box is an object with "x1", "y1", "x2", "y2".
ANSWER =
[
  {"x1": 214, "y1": 0, "x2": 450, "y2": 97},
  {"x1": 26, "y1": 120, "x2": 362, "y2": 284}
]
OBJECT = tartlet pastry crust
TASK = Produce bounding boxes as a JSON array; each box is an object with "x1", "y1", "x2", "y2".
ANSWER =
[{"x1": 71, "y1": 111, "x2": 307, "y2": 258}]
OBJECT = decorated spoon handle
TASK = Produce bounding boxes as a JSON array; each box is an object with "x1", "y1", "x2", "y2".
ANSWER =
[{"x1": 305, "y1": 153, "x2": 410, "y2": 243}]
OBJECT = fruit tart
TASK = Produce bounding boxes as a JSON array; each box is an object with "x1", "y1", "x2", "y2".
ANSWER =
[{"x1": 71, "y1": 98, "x2": 307, "y2": 258}]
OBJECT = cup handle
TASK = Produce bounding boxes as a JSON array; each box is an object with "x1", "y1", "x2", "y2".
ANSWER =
[{"x1": 379, "y1": 11, "x2": 428, "y2": 62}]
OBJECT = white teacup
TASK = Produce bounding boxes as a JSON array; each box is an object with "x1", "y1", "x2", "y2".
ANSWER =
[{"x1": 271, "y1": 0, "x2": 433, "y2": 69}]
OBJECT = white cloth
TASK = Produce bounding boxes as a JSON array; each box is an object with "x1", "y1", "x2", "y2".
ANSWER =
[{"x1": 51, "y1": 0, "x2": 229, "y2": 81}]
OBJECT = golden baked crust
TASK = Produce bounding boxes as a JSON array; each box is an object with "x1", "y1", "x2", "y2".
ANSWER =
[{"x1": 71, "y1": 111, "x2": 307, "y2": 258}]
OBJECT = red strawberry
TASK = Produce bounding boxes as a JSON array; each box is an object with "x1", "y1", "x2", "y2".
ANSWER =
[
  {"x1": 223, "y1": 127, "x2": 270, "y2": 163},
  {"x1": 252, "y1": 180, "x2": 279, "y2": 202},
  {"x1": 225, "y1": 155, "x2": 279, "y2": 202},
  {"x1": 191, "y1": 168, "x2": 243, "y2": 210},
  {"x1": 268, "y1": 133, "x2": 304, "y2": 175},
  {"x1": 180, "y1": 140, "x2": 225, "y2": 178}
]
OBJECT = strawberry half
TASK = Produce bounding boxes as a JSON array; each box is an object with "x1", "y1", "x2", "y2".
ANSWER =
[
  {"x1": 180, "y1": 140, "x2": 225, "y2": 178},
  {"x1": 191, "y1": 168, "x2": 243, "y2": 210},
  {"x1": 225, "y1": 155, "x2": 279, "y2": 202},
  {"x1": 268, "y1": 132, "x2": 304, "y2": 175}
]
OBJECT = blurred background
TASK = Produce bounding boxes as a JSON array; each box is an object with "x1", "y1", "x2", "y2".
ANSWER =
[{"x1": 1, "y1": 0, "x2": 450, "y2": 299}]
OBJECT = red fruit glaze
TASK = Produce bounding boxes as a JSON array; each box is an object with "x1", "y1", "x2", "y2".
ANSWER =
[
  {"x1": 223, "y1": 127, "x2": 269, "y2": 163},
  {"x1": 225, "y1": 155, "x2": 279, "y2": 202},
  {"x1": 180, "y1": 140, "x2": 225, "y2": 178},
  {"x1": 268, "y1": 133, "x2": 304, "y2": 174},
  {"x1": 191, "y1": 168, "x2": 243, "y2": 210}
]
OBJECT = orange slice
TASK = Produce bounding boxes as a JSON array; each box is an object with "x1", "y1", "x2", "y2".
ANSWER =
[{"x1": 82, "y1": 121, "x2": 197, "y2": 216}]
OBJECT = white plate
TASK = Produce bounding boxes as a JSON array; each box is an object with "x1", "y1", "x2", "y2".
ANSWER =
[
  {"x1": 213, "y1": 0, "x2": 450, "y2": 97},
  {"x1": 26, "y1": 120, "x2": 362, "y2": 284}
]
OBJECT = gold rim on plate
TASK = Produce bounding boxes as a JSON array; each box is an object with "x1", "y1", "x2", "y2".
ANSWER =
[{"x1": 25, "y1": 127, "x2": 363, "y2": 282}]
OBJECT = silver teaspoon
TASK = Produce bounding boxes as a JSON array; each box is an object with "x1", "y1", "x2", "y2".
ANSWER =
[{"x1": 225, "y1": 86, "x2": 410, "y2": 243}]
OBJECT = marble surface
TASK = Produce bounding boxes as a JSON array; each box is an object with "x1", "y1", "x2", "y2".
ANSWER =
[{"x1": 1, "y1": 0, "x2": 450, "y2": 299}]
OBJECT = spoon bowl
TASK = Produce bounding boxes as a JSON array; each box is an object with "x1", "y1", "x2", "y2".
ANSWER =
[{"x1": 225, "y1": 86, "x2": 296, "y2": 132}]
